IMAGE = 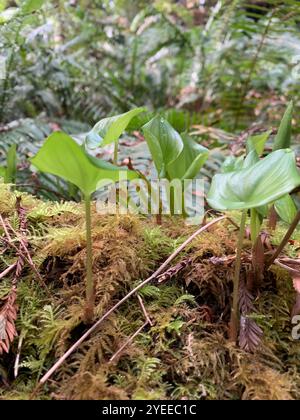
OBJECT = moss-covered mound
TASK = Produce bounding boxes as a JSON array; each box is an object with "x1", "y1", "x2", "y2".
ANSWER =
[{"x1": 0, "y1": 184, "x2": 299, "y2": 400}]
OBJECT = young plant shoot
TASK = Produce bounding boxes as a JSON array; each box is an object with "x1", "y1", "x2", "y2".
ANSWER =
[
  {"x1": 142, "y1": 116, "x2": 209, "y2": 221},
  {"x1": 31, "y1": 132, "x2": 137, "y2": 323},
  {"x1": 207, "y1": 148, "x2": 300, "y2": 342},
  {"x1": 85, "y1": 107, "x2": 146, "y2": 164}
]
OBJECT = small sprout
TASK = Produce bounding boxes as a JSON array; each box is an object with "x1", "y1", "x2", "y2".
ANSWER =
[{"x1": 31, "y1": 131, "x2": 137, "y2": 323}]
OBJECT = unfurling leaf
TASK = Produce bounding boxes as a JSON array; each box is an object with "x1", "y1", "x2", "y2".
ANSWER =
[
  {"x1": 86, "y1": 107, "x2": 146, "y2": 149},
  {"x1": 273, "y1": 101, "x2": 293, "y2": 151},
  {"x1": 142, "y1": 116, "x2": 183, "y2": 178}
]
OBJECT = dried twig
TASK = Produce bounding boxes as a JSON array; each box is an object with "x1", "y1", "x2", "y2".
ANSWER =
[
  {"x1": 14, "y1": 334, "x2": 24, "y2": 378},
  {"x1": 109, "y1": 321, "x2": 148, "y2": 363},
  {"x1": 137, "y1": 295, "x2": 153, "y2": 326},
  {"x1": 0, "y1": 262, "x2": 17, "y2": 280},
  {"x1": 39, "y1": 215, "x2": 226, "y2": 385}
]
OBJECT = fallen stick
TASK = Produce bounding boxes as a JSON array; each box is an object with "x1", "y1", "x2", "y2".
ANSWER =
[
  {"x1": 0, "y1": 262, "x2": 17, "y2": 280},
  {"x1": 137, "y1": 295, "x2": 153, "y2": 326},
  {"x1": 14, "y1": 334, "x2": 24, "y2": 378},
  {"x1": 39, "y1": 215, "x2": 226, "y2": 385},
  {"x1": 109, "y1": 321, "x2": 149, "y2": 363}
]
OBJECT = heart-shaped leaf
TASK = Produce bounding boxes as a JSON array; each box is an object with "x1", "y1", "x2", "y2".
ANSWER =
[
  {"x1": 31, "y1": 132, "x2": 137, "y2": 196},
  {"x1": 142, "y1": 116, "x2": 183, "y2": 178},
  {"x1": 86, "y1": 107, "x2": 146, "y2": 149},
  {"x1": 167, "y1": 134, "x2": 209, "y2": 180},
  {"x1": 207, "y1": 149, "x2": 300, "y2": 211}
]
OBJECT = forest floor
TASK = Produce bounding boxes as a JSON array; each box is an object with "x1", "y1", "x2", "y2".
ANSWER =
[{"x1": 0, "y1": 182, "x2": 299, "y2": 400}]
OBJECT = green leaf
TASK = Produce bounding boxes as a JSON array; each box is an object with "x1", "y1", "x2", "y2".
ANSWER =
[
  {"x1": 5, "y1": 144, "x2": 17, "y2": 183},
  {"x1": 221, "y1": 155, "x2": 244, "y2": 173},
  {"x1": 31, "y1": 132, "x2": 136, "y2": 196},
  {"x1": 85, "y1": 153, "x2": 124, "y2": 171},
  {"x1": 0, "y1": 166, "x2": 5, "y2": 178},
  {"x1": 207, "y1": 149, "x2": 300, "y2": 211},
  {"x1": 274, "y1": 194, "x2": 297, "y2": 224},
  {"x1": 167, "y1": 134, "x2": 209, "y2": 180},
  {"x1": 246, "y1": 131, "x2": 271, "y2": 156},
  {"x1": 142, "y1": 116, "x2": 183, "y2": 178},
  {"x1": 242, "y1": 149, "x2": 259, "y2": 168},
  {"x1": 273, "y1": 101, "x2": 293, "y2": 151},
  {"x1": 86, "y1": 107, "x2": 146, "y2": 149},
  {"x1": 21, "y1": 0, "x2": 44, "y2": 14}
]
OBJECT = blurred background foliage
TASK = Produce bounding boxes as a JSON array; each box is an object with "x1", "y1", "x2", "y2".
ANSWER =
[{"x1": 0, "y1": 0, "x2": 300, "y2": 198}]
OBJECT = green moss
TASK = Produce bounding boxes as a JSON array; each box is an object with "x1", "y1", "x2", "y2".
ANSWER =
[{"x1": 0, "y1": 184, "x2": 300, "y2": 400}]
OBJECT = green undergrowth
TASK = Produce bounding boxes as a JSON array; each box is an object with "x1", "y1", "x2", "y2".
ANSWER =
[{"x1": 0, "y1": 184, "x2": 300, "y2": 400}]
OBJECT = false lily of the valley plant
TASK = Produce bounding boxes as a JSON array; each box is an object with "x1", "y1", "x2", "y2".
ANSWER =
[
  {"x1": 31, "y1": 109, "x2": 142, "y2": 323},
  {"x1": 85, "y1": 107, "x2": 146, "y2": 163},
  {"x1": 207, "y1": 101, "x2": 300, "y2": 344},
  {"x1": 142, "y1": 116, "x2": 209, "y2": 221}
]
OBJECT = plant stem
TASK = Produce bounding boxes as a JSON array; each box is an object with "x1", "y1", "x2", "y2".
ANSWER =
[
  {"x1": 84, "y1": 194, "x2": 94, "y2": 323},
  {"x1": 113, "y1": 140, "x2": 119, "y2": 165},
  {"x1": 229, "y1": 209, "x2": 247, "y2": 343},
  {"x1": 266, "y1": 209, "x2": 300, "y2": 268}
]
